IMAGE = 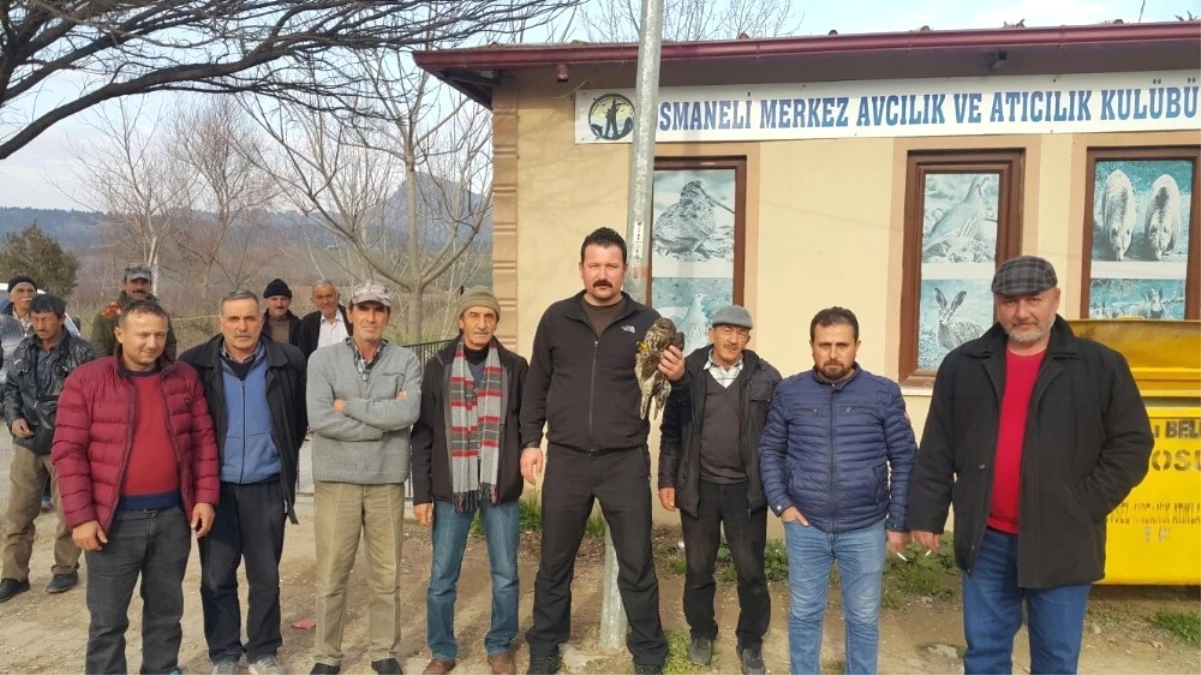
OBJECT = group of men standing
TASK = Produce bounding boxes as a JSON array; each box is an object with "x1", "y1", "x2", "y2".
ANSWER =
[{"x1": 0, "y1": 227, "x2": 1154, "y2": 675}]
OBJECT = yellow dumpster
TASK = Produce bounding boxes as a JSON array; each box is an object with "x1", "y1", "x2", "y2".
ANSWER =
[{"x1": 1067, "y1": 319, "x2": 1201, "y2": 585}]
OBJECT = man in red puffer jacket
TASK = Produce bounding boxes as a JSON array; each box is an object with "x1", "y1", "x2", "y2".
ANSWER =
[{"x1": 52, "y1": 299, "x2": 220, "y2": 675}]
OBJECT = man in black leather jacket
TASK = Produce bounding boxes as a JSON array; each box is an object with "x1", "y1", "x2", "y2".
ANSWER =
[{"x1": 0, "y1": 293, "x2": 97, "y2": 602}]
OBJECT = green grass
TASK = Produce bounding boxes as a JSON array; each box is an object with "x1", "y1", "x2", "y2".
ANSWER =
[
  {"x1": 469, "y1": 496, "x2": 543, "y2": 536},
  {"x1": 821, "y1": 658, "x2": 846, "y2": 674},
  {"x1": 882, "y1": 537, "x2": 959, "y2": 601},
  {"x1": 662, "y1": 628, "x2": 714, "y2": 675},
  {"x1": 1150, "y1": 609, "x2": 1201, "y2": 646},
  {"x1": 585, "y1": 508, "x2": 607, "y2": 537}
]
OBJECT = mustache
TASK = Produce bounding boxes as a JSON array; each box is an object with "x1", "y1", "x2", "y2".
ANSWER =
[{"x1": 593, "y1": 280, "x2": 612, "y2": 288}]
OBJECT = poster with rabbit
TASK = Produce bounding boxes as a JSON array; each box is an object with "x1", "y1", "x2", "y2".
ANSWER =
[
  {"x1": 917, "y1": 172, "x2": 999, "y2": 370},
  {"x1": 650, "y1": 167, "x2": 739, "y2": 354},
  {"x1": 1089, "y1": 158, "x2": 1194, "y2": 320}
]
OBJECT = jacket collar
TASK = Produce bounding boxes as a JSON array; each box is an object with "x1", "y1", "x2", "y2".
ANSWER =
[
  {"x1": 685, "y1": 346, "x2": 762, "y2": 375},
  {"x1": 963, "y1": 315, "x2": 1081, "y2": 360},
  {"x1": 810, "y1": 363, "x2": 862, "y2": 391},
  {"x1": 435, "y1": 335, "x2": 514, "y2": 366},
  {"x1": 562, "y1": 290, "x2": 645, "y2": 325},
  {"x1": 192, "y1": 334, "x2": 288, "y2": 369}
]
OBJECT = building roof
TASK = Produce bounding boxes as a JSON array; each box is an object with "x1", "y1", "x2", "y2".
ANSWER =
[{"x1": 412, "y1": 22, "x2": 1201, "y2": 107}]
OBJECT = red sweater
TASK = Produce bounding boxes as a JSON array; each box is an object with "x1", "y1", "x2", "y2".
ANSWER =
[
  {"x1": 121, "y1": 371, "x2": 180, "y2": 498},
  {"x1": 988, "y1": 349, "x2": 1045, "y2": 534}
]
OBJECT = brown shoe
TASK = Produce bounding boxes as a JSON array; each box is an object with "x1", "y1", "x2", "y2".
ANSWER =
[
  {"x1": 488, "y1": 652, "x2": 516, "y2": 675},
  {"x1": 422, "y1": 658, "x2": 455, "y2": 675}
]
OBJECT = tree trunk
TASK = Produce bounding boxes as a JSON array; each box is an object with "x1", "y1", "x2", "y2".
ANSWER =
[{"x1": 406, "y1": 285, "x2": 424, "y2": 343}]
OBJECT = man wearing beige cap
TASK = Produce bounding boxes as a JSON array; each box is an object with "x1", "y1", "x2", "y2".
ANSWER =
[
  {"x1": 910, "y1": 255, "x2": 1153, "y2": 675},
  {"x1": 411, "y1": 286, "x2": 529, "y2": 675},
  {"x1": 306, "y1": 281, "x2": 422, "y2": 675}
]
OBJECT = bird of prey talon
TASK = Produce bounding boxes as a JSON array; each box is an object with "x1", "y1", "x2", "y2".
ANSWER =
[{"x1": 635, "y1": 317, "x2": 685, "y2": 421}]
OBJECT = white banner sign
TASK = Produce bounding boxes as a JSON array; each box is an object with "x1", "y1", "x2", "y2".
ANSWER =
[{"x1": 575, "y1": 71, "x2": 1201, "y2": 144}]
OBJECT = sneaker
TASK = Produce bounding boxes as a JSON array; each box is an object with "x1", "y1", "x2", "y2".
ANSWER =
[
  {"x1": 310, "y1": 664, "x2": 340, "y2": 675},
  {"x1": 633, "y1": 664, "x2": 663, "y2": 675},
  {"x1": 526, "y1": 654, "x2": 561, "y2": 675},
  {"x1": 739, "y1": 647, "x2": 766, "y2": 675},
  {"x1": 0, "y1": 578, "x2": 30, "y2": 603},
  {"x1": 211, "y1": 662, "x2": 238, "y2": 675},
  {"x1": 46, "y1": 572, "x2": 78, "y2": 594},
  {"x1": 688, "y1": 637, "x2": 713, "y2": 666},
  {"x1": 250, "y1": 656, "x2": 284, "y2": 675}
]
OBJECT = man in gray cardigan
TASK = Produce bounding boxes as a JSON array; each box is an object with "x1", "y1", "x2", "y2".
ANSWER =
[{"x1": 306, "y1": 281, "x2": 422, "y2": 675}]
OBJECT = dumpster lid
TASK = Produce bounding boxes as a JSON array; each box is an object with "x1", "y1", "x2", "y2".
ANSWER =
[{"x1": 1067, "y1": 319, "x2": 1200, "y2": 399}]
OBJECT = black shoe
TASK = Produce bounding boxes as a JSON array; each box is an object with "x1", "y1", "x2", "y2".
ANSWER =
[
  {"x1": 310, "y1": 664, "x2": 340, "y2": 675},
  {"x1": 526, "y1": 654, "x2": 561, "y2": 675},
  {"x1": 633, "y1": 664, "x2": 663, "y2": 675},
  {"x1": 739, "y1": 647, "x2": 766, "y2": 675},
  {"x1": 0, "y1": 578, "x2": 30, "y2": 602},
  {"x1": 46, "y1": 572, "x2": 78, "y2": 594},
  {"x1": 372, "y1": 659, "x2": 403, "y2": 675},
  {"x1": 688, "y1": 637, "x2": 713, "y2": 666}
]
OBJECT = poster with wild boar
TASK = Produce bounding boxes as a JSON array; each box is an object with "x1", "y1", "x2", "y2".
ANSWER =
[
  {"x1": 917, "y1": 172, "x2": 1000, "y2": 371},
  {"x1": 1089, "y1": 158, "x2": 1194, "y2": 320}
]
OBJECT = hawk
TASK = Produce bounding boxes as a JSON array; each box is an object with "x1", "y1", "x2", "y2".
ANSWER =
[{"x1": 635, "y1": 317, "x2": 685, "y2": 421}]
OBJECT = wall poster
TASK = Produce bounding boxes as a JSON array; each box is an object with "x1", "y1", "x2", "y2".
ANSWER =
[{"x1": 648, "y1": 157, "x2": 745, "y2": 356}]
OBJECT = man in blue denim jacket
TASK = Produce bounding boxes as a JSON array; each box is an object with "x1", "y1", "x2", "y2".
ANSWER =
[{"x1": 759, "y1": 307, "x2": 917, "y2": 675}]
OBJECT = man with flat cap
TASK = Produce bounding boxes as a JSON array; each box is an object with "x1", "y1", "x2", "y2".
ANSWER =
[
  {"x1": 909, "y1": 255, "x2": 1153, "y2": 675},
  {"x1": 657, "y1": 305, "x2": 780, "y2": 675}
]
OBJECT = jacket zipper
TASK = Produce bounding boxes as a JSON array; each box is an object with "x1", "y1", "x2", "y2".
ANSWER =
[
  {"x1": 239, "y1": 377, "x2": 247, "y2": 484},
  {"x1": 588, "y1": 338, "x2": 598, "y2": 449},
  {"x1": 828, "y1": 381, "x2": 838, "y2": 528}
]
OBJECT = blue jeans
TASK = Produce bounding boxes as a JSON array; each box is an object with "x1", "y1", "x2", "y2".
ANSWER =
[
  {"x1": 784, "y1": 518, "x2": 886, "y2": 675},
  {"x1": 427, "y1": 499, "x2": 520, "y2": 660},
  {"x1": 963, "y1": 528, "x2": 1091, "y2": 675}
]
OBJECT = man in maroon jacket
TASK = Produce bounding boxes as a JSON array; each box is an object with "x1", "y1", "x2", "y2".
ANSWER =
[{"x1": 52, "y1": 299, "x2": 220, "y2": 675}]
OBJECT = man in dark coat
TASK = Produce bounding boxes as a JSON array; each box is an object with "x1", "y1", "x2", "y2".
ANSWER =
[
  {"x1": 910, "y1": 256, "x2": 1154, "y2": 675},
  {"x1": 179, "y1": 289, "x2": 308, "y2": 675},
  {"x1": 658, "y1": 305, "x2": 780, "y2": 675},
  {"x1": 411, "y1": 286, "x2": 528, "y2": 675},
  {"x1": 295, "y1": 280, "x2": 352, "y2": 359},
  {"x1": 262, "y1": 278, "x2": 302, "y2": 349}
]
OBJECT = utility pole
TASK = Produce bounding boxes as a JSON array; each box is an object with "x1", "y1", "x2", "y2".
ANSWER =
[{"x1": 601, "y1": 0, "x2": 664, "y2": 650}]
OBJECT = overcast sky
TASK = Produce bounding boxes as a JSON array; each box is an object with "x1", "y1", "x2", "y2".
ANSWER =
[{"x1": 0, "y1": 0, "x2": 1195, "y2": 210}]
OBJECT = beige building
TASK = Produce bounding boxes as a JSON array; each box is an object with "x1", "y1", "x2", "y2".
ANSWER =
[{"x1": 415, "y1": 22, "x2": 1201, "y2": 528}]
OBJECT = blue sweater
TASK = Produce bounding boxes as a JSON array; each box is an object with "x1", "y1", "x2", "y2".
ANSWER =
[
  {"x1": 220, "y1": 352, "x2": 282, "y2": 484},
  {"x1": 758, "y1": 367, "x2": 917, "y2": 533}
]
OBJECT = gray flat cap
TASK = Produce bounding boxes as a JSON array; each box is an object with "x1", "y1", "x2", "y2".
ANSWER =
[
  {"x1": 710, "y1": 305, "x2": 753, "y2": 329},
  {"x1": 992, "y1": 256, "x2": 1058, "y2": 297}
]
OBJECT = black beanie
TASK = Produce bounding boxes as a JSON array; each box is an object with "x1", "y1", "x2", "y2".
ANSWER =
[
  {"x1": 7, "y1": 275, "x2": 36, "y2": 292},
  {"x1": 263, "y1": 278, "x2": 292, "y2": 299}
]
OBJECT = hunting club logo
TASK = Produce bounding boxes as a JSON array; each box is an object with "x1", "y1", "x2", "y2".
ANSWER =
[{"x1": 588, "y1": 93, "x2": 634, "y2": 141}]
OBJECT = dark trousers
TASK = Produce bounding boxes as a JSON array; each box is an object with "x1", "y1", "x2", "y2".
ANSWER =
[
  {"x1": 199, "y1": 481, "x2": 286, "y2": 664},
  {"x1": 681, "y1": 480, "x2": 770, "y2": 650},
  {"x1": 526, "y1": 445, "x2": 669, "y2": 666},
  {"x1": 85, "y1": 507, "x2": 192, "y2": 675}
]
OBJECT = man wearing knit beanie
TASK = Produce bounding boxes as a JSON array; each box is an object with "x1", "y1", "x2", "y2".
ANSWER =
[
  {"x1": 263, "y1": 278, "x2": 302, "y2": 349},
  {"x1": 411, "y1": 285, "x2": 529, "y2": 675}
]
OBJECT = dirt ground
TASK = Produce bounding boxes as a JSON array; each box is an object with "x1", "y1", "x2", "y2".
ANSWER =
[{"x1": 2, "y1": 495, "x2": 1199, "y2": 675}]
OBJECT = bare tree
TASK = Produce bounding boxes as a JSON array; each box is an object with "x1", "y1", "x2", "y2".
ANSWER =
[
  {"x1": 251, "y1": 49, "x2": 493, "y2": 342},
  {"x1": 71, "y1": 99, "x2": 199, "y2": 295},
  {"x1": 170, "y1": 96, "x2": 276, "y2": 292},
  {"x1": 0, "y1": 0, "x2": 578, "y2": 159},
  {"x1": 581, "y1": 0, "x2": 801, "y2": 41}
]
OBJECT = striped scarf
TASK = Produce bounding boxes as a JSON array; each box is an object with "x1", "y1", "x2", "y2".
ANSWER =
[{"x1": 448, "y1": 338, "x2": 504, "y2": 512}]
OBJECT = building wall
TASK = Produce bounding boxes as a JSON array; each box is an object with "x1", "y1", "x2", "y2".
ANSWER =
[{"x1": 500, "y1": 70, "x2": 1201, "y2": 530}]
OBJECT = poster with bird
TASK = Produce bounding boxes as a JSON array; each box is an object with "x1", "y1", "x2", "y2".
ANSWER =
[{"x1": 649, "y1": 167, "x2": 738, "y2": 354}]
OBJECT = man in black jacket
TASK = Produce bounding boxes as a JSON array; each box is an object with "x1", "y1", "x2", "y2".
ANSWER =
[
  {"x1": 411, "y1": 286, "x2": 528, "y2": 675},
  {"x1": 910, "y1": 256, "x2": 1153, "y2": 675},
  {"x1": 0, "y1": 293, "x2": 96, "y2": 602},
  {"x1": 658, "y1": 305, "x2": 780, "y2": 675},
  {"x1": 179, "y1": 289, "x2": 307, "y2": 675},
  {"x1": 520, "y1": 227, "x2": 684, "y2": 675},
  {"x1": 263, "y1": 278, "x2": 302, "y2": 349},
  {"x1": 295, "y1": 280, "x2": 352, "y2": 359}
]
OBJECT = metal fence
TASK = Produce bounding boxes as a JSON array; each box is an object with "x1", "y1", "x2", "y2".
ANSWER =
[
  {"x1": 398, "y1": 337, "x2": 456, "y2": 501},
  {"x1": 403, "y1": 337, "x2": 456, "y2": 366}
]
